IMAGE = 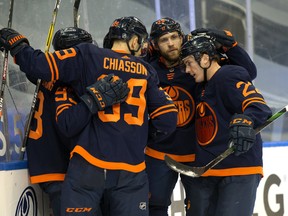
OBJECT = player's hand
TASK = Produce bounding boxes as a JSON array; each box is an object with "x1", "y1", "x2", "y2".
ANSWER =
[
  {"x1": 81, "y1": 74, "x2": 130, "y2": 114},
  {"x1": 190, "y1": 28, "x2": 209, "y2": 36},
  {"x1": 228, "y1": 114, "x2": 256, "y2": 156},
  {"x1": 0, "y1": 28, "x2": 29, "y2": 56},
  {"x1": 191, "y1": 28, "x2": 237, "y2": 52}
]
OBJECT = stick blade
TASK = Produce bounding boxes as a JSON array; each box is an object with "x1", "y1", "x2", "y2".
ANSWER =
[{"x1": 164, "y1": 155, "x2": 206, "y2": 177}]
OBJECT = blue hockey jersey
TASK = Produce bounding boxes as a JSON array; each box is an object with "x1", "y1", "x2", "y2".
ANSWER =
[
  {"x1": 14, "y1": 44, "x2": 178, "y2": 173},
  {"x1": 194, "y1": 64, "x2": 271, "y2": 177}
]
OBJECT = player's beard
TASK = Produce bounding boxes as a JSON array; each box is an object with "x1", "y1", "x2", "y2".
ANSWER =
[{"x1": 160, "y1": 49, "x2": 180, "y2": 65}]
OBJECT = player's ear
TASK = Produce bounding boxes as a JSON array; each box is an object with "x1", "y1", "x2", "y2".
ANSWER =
[
  {"x1": 129, "y1": 35, "x2": 139, "y2": 49},
  {"x1": 200, "y1": 54, "x2": 210, "y2": 66},
  {"x1": 204, "y1": 54, "x2": 211, "y2": 62}
]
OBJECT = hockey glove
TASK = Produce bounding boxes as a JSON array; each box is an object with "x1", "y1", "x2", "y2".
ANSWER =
[
  {"x1": 190, "y1": 28, "x2": 237, "y2": 52},
  {"x1": 0, "y1": 28, "x2": 29, "y2": 56},
  {"x1": 229, "y1": 114, "x2": 256, "y2": 156},
  {"x1": 81, "y1": 74, "x2": 130, "y2": 114}
]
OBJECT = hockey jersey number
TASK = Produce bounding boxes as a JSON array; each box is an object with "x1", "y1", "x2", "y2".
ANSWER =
[{"x1": 98, "y1": 78, "x2": 147, "y2": 126}]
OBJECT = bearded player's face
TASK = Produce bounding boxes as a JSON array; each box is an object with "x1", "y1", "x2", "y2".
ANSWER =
[{"x1": 157, "y1": 31, "x2": 182, "y2": 63}]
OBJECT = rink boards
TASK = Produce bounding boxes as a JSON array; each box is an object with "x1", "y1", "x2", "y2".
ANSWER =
[{"x1": 0, "y1": 143, "x2": 287, "y2": 216}]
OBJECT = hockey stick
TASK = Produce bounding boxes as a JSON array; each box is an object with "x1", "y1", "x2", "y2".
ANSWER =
[
  {"x1": 19, "y1": 0, "x2": 61, "y2": 160},
  {"x1": 165, "y1": 105, "x2": 288, "y2": 177},
  {"x1": 0, "y1": 0, "x2": 15, "y2": 161},
  {"x1": 73, "y1": 0, "x2": 81, "y2": 27},
  {"x1": 0, "y1": 0, "x2": 15, "y2": 119}
]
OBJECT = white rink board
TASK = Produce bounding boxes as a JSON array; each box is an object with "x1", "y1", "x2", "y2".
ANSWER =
[
  {"x1": 169, "y1": 143, "x2": 288, "y2": 216},
  {"x1": 0, "y1": 144, "x2": 287, "y2": 216},
  {"x1": 0, "y1": 161, "x2": 51, "y2": 216},
  {"x1": 253, "y1": 144, "x2": 288, "y2": 216}
]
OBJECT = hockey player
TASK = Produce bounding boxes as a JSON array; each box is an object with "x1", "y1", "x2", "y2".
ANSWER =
[
  {"x1": 189, "y1": 27, "x2": 257, "y2": 80},
  {"x1": 20, "y1": 27, "x2": 124, "y2": 216},
  {"x1": 144, "y1": 17, "x2": 258, "y2": 216},
  {"x1": 0, "y1": 16, "x2": 178, "y2": 215},
  {"x1": 180, "y1": 35, "x2": 272, "y2": 216},
  {"x1": 58, "y1": 16, "x2": 178, "y2": 216},
  {"x1": 145, "y1": 17, "x2": 197, "y2": 216}
]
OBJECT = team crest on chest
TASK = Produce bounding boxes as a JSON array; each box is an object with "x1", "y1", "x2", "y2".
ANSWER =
[
  {"x1": 163, "y1": 86, "x2": 195, "y2": 127},
  {"x1": 196, "y1": 102, "x2": 218, "y2": 145}
]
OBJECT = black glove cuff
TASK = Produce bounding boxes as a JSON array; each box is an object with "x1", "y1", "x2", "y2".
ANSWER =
[
  {"x1": 10, "y1": 42, "x2": 29, "y2": 57},
  {"x1": 80, "y1": 94, "x2": 98, "y2": 114}
]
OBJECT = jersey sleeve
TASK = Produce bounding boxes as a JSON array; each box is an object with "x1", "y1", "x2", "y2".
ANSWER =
[
  {"x1": 146, "y1": 64, "x2": 178, "y2": 138},
  {"x1": 225, "y1": 45, "x2": 257, "y2": 80},
  {"x1": 219, "y1": 65, "x2": 272, "y2": 128},
  {"x1": 14, "y1": 46, "x2": 84, "y2": 83},
  {"x1": 54, "y1": 86, "x2": 92, "y2": 137}
]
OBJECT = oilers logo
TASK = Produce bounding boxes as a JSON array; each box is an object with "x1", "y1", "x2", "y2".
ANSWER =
[
  {"x1": 196, "y1": 102, "x2": 218, "y2": 145},
  {"x1": 163, "y1": 86, "x2": 195, "y2": 127},
  {"x1": 15, "y1": 186, "x2": 37, "y2": 216}
]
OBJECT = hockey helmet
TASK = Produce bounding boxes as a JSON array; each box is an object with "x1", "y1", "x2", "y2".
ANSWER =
[
  {"x1": 52, "y1": 27, "x2": 93, "y2": 51},
  {"x1": 180, "y1": 35, "x2": 217, "y2": 63},
  {"x1": 150, "y1": 17, "x2": 184, "y2": 42},
  {"x1": 104, "y1": 16, "x2": 148, "y2": 48}
]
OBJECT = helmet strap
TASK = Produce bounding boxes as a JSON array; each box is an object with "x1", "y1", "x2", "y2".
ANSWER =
[
  {"x1": 203, "y1": 68, "x2": 208, "y2": 83},
  {"x1": 199, "y1": 57, "x2": 212, "y2": 83},
  {"x1": 126, "y1": 41, "x2": 135, "y2": 56},
  {"x1": 126, "y1": 36, "x2": 142, "y2": 56}
]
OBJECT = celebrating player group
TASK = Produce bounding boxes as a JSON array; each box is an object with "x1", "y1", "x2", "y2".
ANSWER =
[{"x1": 0, "y1": 0, "x2": 273, "y2": 215}]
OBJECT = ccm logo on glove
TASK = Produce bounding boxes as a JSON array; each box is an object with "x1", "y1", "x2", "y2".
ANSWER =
[
  {"x1": 88, "y1": 87, "x2": 105, "y2": 109},
  {"x1": 230, "y1": 117, "x2": 253, "y2": 126}
]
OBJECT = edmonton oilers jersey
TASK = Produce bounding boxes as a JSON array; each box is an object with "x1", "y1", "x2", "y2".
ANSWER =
[
  {"x1": 194, "y1": 65, "x2": 271, "y2": 177},
  {"x1": 144, "y1": 45, "x2": 257, "y2": 163},
  {"x1": 145, "y1": 58, "x2": 197, "y2": 163},
  {"x1": 225, "y1": 45, "x2": 257, "y2": 80},
  {"x1": 15, "y1": 44, "x2": 178, "y2": 173},
  {"x1": 26, "y1": 80, "x2": 70, "y2": 184}
]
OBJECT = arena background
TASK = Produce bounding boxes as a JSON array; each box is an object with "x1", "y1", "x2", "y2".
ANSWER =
[{"x1": 0, "y1": 0, "x2": 288, "y2": 215}]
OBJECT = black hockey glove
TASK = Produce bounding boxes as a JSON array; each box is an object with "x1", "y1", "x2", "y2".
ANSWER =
[
  {"x1": 229, "y1": 114, "x2": 256, "y2": 156},
  {"x1": 0, "y1": 28, "x2": 29, "y2": 56},
  {"x1": 81, "y1": 74, "x2": 130, "y2": 114},
  {"x1": 190, "y1": 28, "x2": 237, "y2": 52}
]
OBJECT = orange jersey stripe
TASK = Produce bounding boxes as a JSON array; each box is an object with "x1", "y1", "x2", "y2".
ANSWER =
[
  {"x1": 30, "y1": 173, "x2": 65, "y2": 184},
  {"x1": 56, "y1": 106, "x2": 71, "y2": 122},
  {"x1": 150, "y1": 104, "x2": 178, "y2": 119},
  {"x1": 56, "y1": 103, "x2": 72, "y2": 113},
  {"x1": 202, "y1": 166, "x2": 263, "y2": 177},
  {"x1": 49, "y1": 53, "x2": 59, "y2": 80},
  {"x1": 71, "y1": 145, "x2": 146, "y2": 173},
  {"x1": 145, "y1": 147, "x2": 195, "y2": 162},
  {"x1": 45, "y1": 52, "x2": 54, "y2": 81},
  {"x1": 150, "y1": 108, "x2": 178, "y2": 119},
  {"x1": 150, "y1": 103, "x2": 176, "y2": 115},
  {"x1": 243, "y1": 100, "x2": 266, "y2": 112},
  {"x1": 242, "y1": 97, "x2": 266, "y2": 112}
]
